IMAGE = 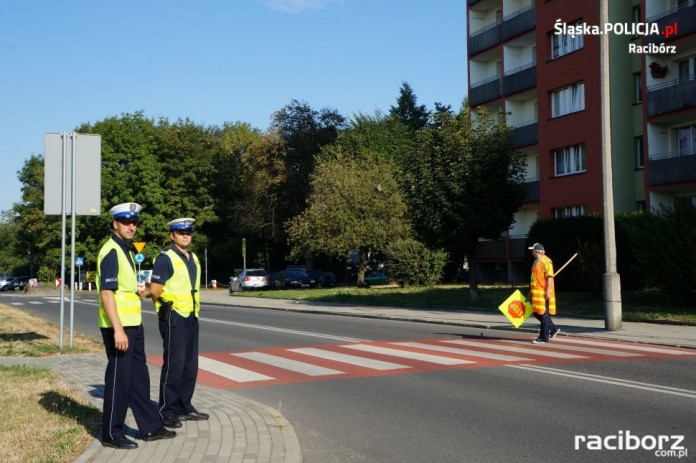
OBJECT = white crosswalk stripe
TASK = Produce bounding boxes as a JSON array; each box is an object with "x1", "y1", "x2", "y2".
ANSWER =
[
  {"x1": 343, "y1": 344, "x2": 474, "y2": 365},
  {"x1": 393, "y1": 341, "x2": 531, "y2": 362},
  {"x1": 442, "y1": 340, "x2": 586, "y2": 359},
  {"x1": 198, "y1": 356, "x2": 274, "y2": 383},
  {"x1": 233, "y1": 352, "x2": 344, "y2": 376},
  {"x1": 497, "y1": 339, "x2": 642, "y2": 357},
  {"x1": 289, "y1": 347, "x2": 409, "y2": 371},
  {"x1": 552, "y1": 337, "x2": 693, "y2": 355}
]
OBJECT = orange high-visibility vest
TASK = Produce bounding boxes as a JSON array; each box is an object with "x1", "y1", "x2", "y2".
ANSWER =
[{"x1": 530, "y1": 254, "x2": 556, "y2": 315}]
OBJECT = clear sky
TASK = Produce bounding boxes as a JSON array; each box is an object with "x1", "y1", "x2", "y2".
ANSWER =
[{"x1": 0, "y1": 0, "x2": 468, "y2": 214}]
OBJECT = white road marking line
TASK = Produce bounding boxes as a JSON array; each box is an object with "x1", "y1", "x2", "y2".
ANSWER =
[
  {"x1": 442, "y1": 339, "x2": 586, "y2": 359},
  {"x1": 197, "y1": 356, "x2": 274, "y2": 383},
  {"x1": 10, "y1": 302, "x2": 24, "y2": 306},
  {"x1": 497, "y1": 339, "x2": 642, "y2": 357},
  {"x1": 394, "y1": 341, "x2": 531, "y2": 362},
  {"x1": 233, "y1": 352, "x2": 344, "y2": 376},
  {"x1": 552, "y1": 337, "x2": 694, "y2": 355},
  {"x1": 344, "y1": 344, "x2": 474, "y2": 365},
  {"x1": 289, "y1": 347, "x2": 410, "y2": 371},
  {"x1": 509, "y1": 364, "x2": 696, "y2": 399}
]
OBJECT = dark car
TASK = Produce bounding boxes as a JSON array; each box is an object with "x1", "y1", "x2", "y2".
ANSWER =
[
  {"x1": 7, "y1": 276, "x2": 30, "y2": 291},
  {"x1": 273, "y1": 269, "x2": 317, "y2": 289},
  {"x1": 308, "y1": 270, "x2": 337, "y2": 288}
]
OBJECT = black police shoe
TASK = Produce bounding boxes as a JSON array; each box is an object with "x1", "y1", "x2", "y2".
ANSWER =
[
  {"x1": 178, "y1": 410, "x2": 209, "y2": 421},
  {"x1": 141, "y1": 426, "x2": 176, "y2": 441},
  {"x1": 163, "y1": 416, "x2": 182, "y2": 428},
  {"x1": 102, "y1": 436, "x2": 139, "y2": 449}
]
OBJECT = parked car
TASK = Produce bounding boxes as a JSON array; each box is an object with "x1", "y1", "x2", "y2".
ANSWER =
[
  {"x1": 0, "y1": 275, "x2": 13, "y2": 291},
  {"x1": 308, "y1": 270, "x2": 337, "y2": 288},
  {"x1": 229, "y1": 269, "x2": 270, "y2": 293},
  {"x1": 273, "y1": 269, "x2": 317, "y2": 289},
  {"x1": 364, "y1": 269, "x2": 389, "y2": 286},
  {"x1": 7, "y1": 276, "x2": 30, "y2": 291}
]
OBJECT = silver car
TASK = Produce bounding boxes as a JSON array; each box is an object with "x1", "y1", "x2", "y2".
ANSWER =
[{"x1": 229, "y1": 269, "x2": 270, "y2": 293}]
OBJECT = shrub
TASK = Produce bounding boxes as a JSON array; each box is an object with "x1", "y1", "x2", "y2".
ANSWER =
[{"x1": 384, "y1": 238, "x2": 447, "y2": 287}]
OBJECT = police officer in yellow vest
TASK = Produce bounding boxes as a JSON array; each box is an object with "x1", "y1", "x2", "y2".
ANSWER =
[
  {"x1": 97, "y1": 203, "x2": 175, "y2": 449},
  {"x1": 150, "y1": 217, "x2": 208, "y2": 428}
]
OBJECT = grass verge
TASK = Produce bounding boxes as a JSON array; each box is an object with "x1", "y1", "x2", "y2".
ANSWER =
[
  {"x1": 0, "y1": 304, "x2": 103, "y2": 462},
  {"x1": 229, "y1": 284, "x2": 696, "y2": 324}
]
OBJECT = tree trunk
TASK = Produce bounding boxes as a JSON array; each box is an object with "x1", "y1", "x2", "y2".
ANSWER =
[
  {"x1": 467, "y1": 245, "x2": 481, "y2": 303},
  {"x1": 357, "y1": 248, "x2": 368, "y2": 286}
]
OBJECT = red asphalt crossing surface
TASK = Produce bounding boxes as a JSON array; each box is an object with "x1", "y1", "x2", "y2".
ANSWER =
[{"x1": 148, "y1": 336, "x2": 696, "y2": 389}]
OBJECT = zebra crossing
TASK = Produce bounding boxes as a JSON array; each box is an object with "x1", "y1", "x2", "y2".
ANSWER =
[{"x1": 148, "y1": 336, "x2": 696, "y2": 389}]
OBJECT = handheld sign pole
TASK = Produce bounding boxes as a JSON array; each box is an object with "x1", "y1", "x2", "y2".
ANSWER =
[{"x1": 555, "y1": 252, "x2": 578, "y2": 277}]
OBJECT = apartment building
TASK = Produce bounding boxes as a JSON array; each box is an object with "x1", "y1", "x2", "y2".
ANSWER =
[{"x1": 466, "y1": 0, "x2": 696, "y2": 283}]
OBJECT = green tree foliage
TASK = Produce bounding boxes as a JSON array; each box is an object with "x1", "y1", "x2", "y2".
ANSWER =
[
  {"x1": 403, "y1": 106, "x2": 527, "y2": 300},
  {"x1": 389, "y1": 82, "x2": 429, "y2": 132},
  {"x1": 287, "y1": 149, "x2": 411, "y2": 284},
  {"x1": 384, "y1": 238, "x2": 447, "y2": 287}
]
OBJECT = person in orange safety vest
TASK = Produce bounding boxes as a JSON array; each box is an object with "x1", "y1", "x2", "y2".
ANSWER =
[{"x1": 528, "y1": 243, "x2": 561, "y2": 344}]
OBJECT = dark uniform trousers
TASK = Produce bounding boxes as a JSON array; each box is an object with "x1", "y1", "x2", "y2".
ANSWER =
[
  {"x1": 158, "y1": 310, "x2": 199, "y2": 419},
  {"x1": 100, "y1": 325, "x2": 161, "y2": 439}
]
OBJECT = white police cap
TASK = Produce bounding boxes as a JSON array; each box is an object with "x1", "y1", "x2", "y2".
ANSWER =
[
  {"x1": 167, "y1": 217, "x2": 195, "y2": 231},
  {"x1": 109, "y1": 202, "x2": 143, "y2": 221}
]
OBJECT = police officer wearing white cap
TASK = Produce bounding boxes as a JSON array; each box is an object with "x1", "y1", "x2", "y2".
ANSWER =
[
  {"x1": 150, "y1": 217, "x2": 208, "y2": 427},
  {"x1": 96, "y1": 203, "x2": 175, "y2": 449}
]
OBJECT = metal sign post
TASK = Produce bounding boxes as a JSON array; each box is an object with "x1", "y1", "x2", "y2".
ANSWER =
[{"x1": 44, "y1": 132, "x2": 101, "y2": 348}]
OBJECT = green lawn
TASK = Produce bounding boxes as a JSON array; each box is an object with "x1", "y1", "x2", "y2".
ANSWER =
[{"x1": 230, "y1": 284, "x2": 696, "y2": 324}]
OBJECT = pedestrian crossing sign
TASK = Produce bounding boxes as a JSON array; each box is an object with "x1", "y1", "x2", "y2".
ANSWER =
[{"x1": 498, "y1": 290, "x2": 533, "y2": 328}]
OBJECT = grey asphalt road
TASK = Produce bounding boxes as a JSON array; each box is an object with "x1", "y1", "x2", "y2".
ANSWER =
[{"x1": 4, "y1": 293, "x2": 695, "y2": 462}]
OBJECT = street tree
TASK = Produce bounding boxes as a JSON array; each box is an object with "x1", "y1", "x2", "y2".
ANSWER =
[
  {"x1": 405, "y1": 106, "x2": 527, "y2": 300},
  {"x1": 287, "y1": 148, "x2": 411, "y2": 284},
  {"x1": 389, "y1": 82, "x2": 429, "y2": 133}
]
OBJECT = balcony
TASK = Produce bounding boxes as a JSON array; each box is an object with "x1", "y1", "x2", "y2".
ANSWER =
[
  {"x1": 469, "y1": 22, "x2": 502, "y2": 55},
  {"x1": 646, "y1": 76, "x2": 696, "y2": 117},
  {"x1": 648, "y1": 151, "x2": 696, "y2": 186},
  {"x1": 511, "y1": 121, "x2": 538, "y2": 147},
  {"x1": 469, "y1": 76, "x2": 501, "y2": 106},
  {"x1": 645, "y1": 3, "x2": 696, "y2": 44},
  {"x1": 523, "y1": 179, "x2": 540, "y2": 203},
  {"x1": 502, "y1": 5, "x2": 535, "y2": 41},
  {"x1": 503, "y1": 64, "x2": 536, "y2": 96}
]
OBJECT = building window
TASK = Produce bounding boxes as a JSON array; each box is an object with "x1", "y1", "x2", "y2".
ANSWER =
[
  {"x1": 636, "y1": 200, "x2": 646, "y2": 212},
  {"x1": 677, "y1": 56, "x2": 695, "y2": 81},
  {"x1": 553, "y1": 205, "x2": 587, "y2": 218},
  {"x1": 551, "y1": 21, "x2": 584, "y2": 58},
  {"x1": 633, "y1": 72, "x2": 642, "y2": 104},
  {"x1": 551, "y1": 82, "x2": 585, "y2": 117},
  {"x1": 554, "y1": 144, "x2": 586, "y2": 176},
  {"x1": 635, "y1": 136, "x2": 644, "y2": 169},
  {"x1": 632, "y1": 5, "x2": 641, "y2": 23},
  {"x1": 675, "y1": 125, "x2": 696, "y2": 155}
]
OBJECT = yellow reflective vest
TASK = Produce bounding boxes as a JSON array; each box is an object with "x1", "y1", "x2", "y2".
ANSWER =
[
  {"x1": 97, "y1": 238, "x2": 142, "y2": 328},
  {"x1": 530, "y1": 254, "x2": 556, "y2": 315},
  {"x1": 154, "y1": 248, "x2": 201, "y2": 318}
]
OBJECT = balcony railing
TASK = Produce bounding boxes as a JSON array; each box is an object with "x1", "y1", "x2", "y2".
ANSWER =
[
  {"x1": 523, "y1": 179, "x2": 540, "y2": 203},
  {"x1": 511, "y1": 121, "x2": 538, "y2": 147},
  {"x1": 648, "y1": 151, "x2": 696, "y2": 186},
  {"x1": 469, "y1": 76, "x2": 501, "y2": 106},
  {"x1": 469, "y1": 21, "x2": 502, "y2": 55},
  {"x1": 503, "y1": 63, "x2": 536, "y2": 96},
  {"x1": 502, "y1": 5, "x2": 535, "y2": 41},
  {"x1": 646, "y1": 76, "x2": 696, "y2": 117},
  {"x1": 645, "y1": 3, "x2": 696, "y2": 44}
]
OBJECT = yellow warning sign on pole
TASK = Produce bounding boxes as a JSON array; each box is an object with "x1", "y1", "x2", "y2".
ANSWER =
[{"x1": 133, "y1": 241, "x2": 146, "y2": 253}]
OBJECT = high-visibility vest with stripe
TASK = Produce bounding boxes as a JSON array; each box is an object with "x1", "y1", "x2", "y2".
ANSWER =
[
  {"x1": 97, "y1": 239, "x2": 141, "y2": 328},
  {"x1": 530, "y1": 254, "x2": 556, "y2": 315},
  {"x1": 154, "y1": 249, "x2": 201, "y2": 317}
]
